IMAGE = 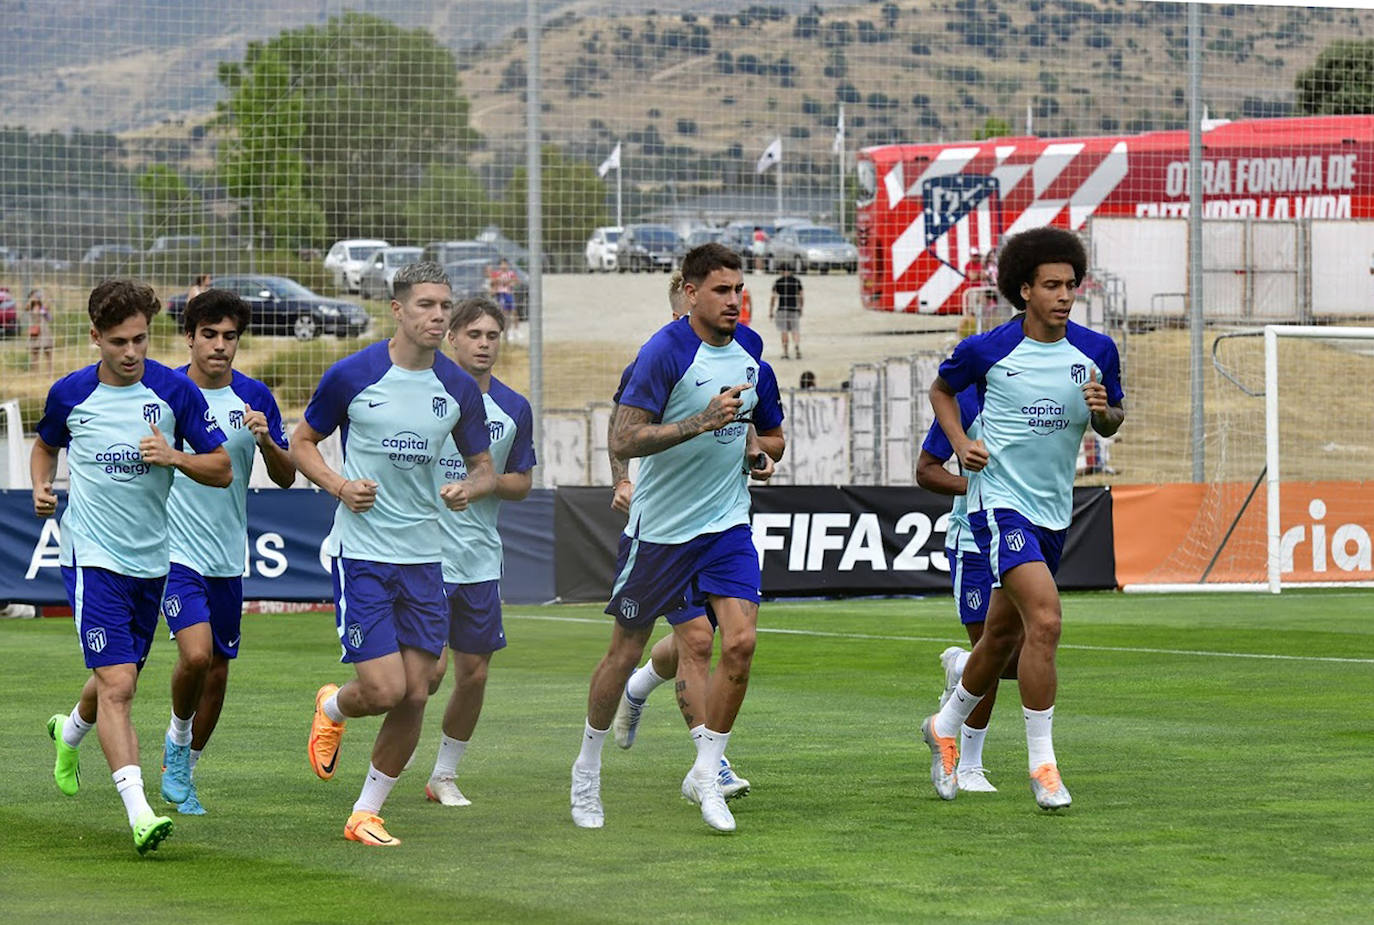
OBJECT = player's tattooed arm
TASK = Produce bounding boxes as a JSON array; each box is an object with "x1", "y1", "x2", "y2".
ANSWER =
[
  {"x1": 610, "y1": 384, "x2": 750, "y2": 459},
  {"x1": 608, "y1": 404, "x2": 634, "y2": 512}
]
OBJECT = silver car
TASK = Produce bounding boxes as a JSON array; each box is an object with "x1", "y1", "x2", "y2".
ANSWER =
[
  {"x1": 358, "y1": 246, "x2": 422, "y2": 300},
  {"x1": 767, "y1": 224, "x2": 858, "y2": 274}
]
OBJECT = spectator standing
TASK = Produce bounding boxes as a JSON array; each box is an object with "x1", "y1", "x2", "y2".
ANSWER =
[
  {"x1": 26, "y1": 288, "x2": 55, "y2": 376},
  {"x1": 769, "y1": 266, "x2": 804, "y2": 360}
]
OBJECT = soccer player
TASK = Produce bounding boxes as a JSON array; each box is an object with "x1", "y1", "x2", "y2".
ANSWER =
[
  {"x1": 293, "y1": 262, "x2": 494, "y2": 846},
  {"x1": 422, "y1": 296, "x2": 536, "y2": 807},
  {"x1": 34, "y1": 279, "x2": 231, "y2": 855},
  {"x1": 915, "y1": 384, "x2": 1011, "y2": 793},
  {"x1": 609, "y1": 270, "x2": 783, "y2": 801},
  {"x1": 160, "y1": 289, "x2": 297, "y2": 815},
  {"x1": 920, "y1": 226, "x2": 1124, "y2": 810},
  {"x1": 570, "y1": 242, "x2": 784, "y2": 833}
]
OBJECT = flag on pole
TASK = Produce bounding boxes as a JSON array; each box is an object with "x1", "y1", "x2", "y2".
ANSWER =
[
  {"x1": 832, "y1": 105, "x2": 845, "y2": 155},
  {"x1": 756, "y1": 137, "x2": 782, "y2": 174},
  {"x1": 597, "y1": 142, "x2": 621, "y2": 178}
]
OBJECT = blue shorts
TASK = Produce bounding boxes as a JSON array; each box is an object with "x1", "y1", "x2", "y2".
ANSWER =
[
  {"x1": 495, "y1": 292, "x2": 515, "y2": 314},
  {"x1": 332, "y1": 558, "x2": 447, "y2": 662},
  {"x1": 605, "y1": 524, "x2": 760, "y2": 629},
  {"x1": 969, "y1": 508, "x2": 1066, "y2": 585},
  {"x1": 949, "y1": 547, "x2": 993, "y2": 625},
  {"x1": 163, "y1": 563, "x2": 244, "y2": 659},
  {"x1": 444, "y1": 580, "x2": 507, "y2": 654},
  {"x1": 63, "y1": 564, "x2": 165, "y2": 670}
]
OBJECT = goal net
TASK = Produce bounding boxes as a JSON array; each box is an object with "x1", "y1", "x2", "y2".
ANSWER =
[{"x1": 1130, "y1": 324, "x2": 1374, "y2": 592}]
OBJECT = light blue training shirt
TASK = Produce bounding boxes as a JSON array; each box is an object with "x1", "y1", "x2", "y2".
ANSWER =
[
  {"x1": 303, "y1": 340, "x2": 490, "y2": 565},
  {"x1": 36, "y1": 359, "x2": 227, "y2": 578},
  {"x1": 936, "y1": 317, "x2": 1123, "y2": 530}
]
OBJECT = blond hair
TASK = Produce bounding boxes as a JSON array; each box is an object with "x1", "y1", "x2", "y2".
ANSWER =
[{"x1": 668, "y1": 269, "x2": 687, "y2": 318}]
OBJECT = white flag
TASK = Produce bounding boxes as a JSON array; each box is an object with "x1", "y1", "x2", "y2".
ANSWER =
[
  {"x1": 597, "y1": 142, "x2": 621, "y2": 178},
  {"x1": 832, "y1": 105, "x2": 845, "y2": 155},
  {"x1": 756, "y1": 137, "x2": 781, "y2": 174}
]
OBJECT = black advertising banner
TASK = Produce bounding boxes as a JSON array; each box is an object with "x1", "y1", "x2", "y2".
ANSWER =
[
  {"x1": 0, "y1": 489, "x2": 556, "y2": 606},
  {"x1": 552, "y1": 485, "x2": 1116, "y2": 602}
]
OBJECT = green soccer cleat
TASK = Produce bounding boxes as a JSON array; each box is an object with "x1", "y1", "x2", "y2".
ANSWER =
[
  {"x1": 133, "y1": 813, "x2": 174, "y2": 855},
  {"x1": 46, "y1": 713, "x2": 80, "y2": 797}
]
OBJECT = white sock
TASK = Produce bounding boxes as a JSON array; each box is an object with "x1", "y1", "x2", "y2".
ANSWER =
[
  {"x1": 322, "y1": 691, "x2": 347, "y2": 723},
  {"x1": 625, "y1": 661, "x2": 668, "y2": 703},
  {"x1": 431, "y1": 734, "x2": 468, "y2": 780},
  {"x1": 575, "y1": 719, "x2": 608, "y2": 773},
  {"x1": 168, "y1": 711, "x2": 194, "y2": 747},
  {"x1": 352, "y1": 763, "x2": 399, "y2": 815},
  {"x1": 958, "y1": 724, "x2": 989, "y2": 771},
  {"x1": 934, "y1": 682, "x2": 983, "y2": 738},
  {"x1": 691, "y1": 726, "x2": 730, "y2": 777},
  {"x1": 189, "y1": 749, "x2": 202, "y2": 774},
  {"x1": 63, "y1": 705, "x2": 94, "y2": 748},
  {"x1": 112, "y1": 765, "x2": 153, "y2": 827},
  {"x1": 1024, "y1": 705, "x2": 1057, "y2": 771}
]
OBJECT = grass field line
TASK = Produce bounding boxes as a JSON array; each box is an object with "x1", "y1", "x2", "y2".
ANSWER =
[{"x1": 506, "y1": 612, "x2": 1374, "y2": 665}]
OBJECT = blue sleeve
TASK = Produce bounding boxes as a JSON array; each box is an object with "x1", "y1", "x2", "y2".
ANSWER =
[
  {"x1": 1066, "y1": 326, "x2": 1126, "y2": 405},
  {"x1": 619, "y1": 328, "x2": 692, "y2": 419},
  {"x1": 505, "y1": 394, "x2": 537, "y2": 474},
  {"x1": 35, "y1": 369, "x2": 95, "y2": 449},
  {"x1": 153, "y1": 366, "x2": 226, "y2": 454},
  {"x1": 936, "y1": 334, "x2": 989, "y2": 393},
  {"x1": 956, "y1": 386, "x2": 982, "y2": 429},
  {"x1": 303, "y1": 360, "x2": 354, "y2": 438},
  {"x1": 441, "y1": 367, "x2": 491, "y2": 459},
  {"x1": 920, "y1": 419, "x2": 953, "y2": 460},
  {"x1": 612, "y1": 361, "x2": 635, "y2": 404},
  {"x1": 734, "y1": 323, "x2": 764, "y2": 357},
  {"x1": 753, "y1": 361, "x2": 785, "y2": 431},
  {"x1": 236, "y1": 375, "x2": 290, "y2": 450}
]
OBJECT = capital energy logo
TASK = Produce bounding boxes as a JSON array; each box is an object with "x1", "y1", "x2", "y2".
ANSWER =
[
  {"x1": 438, "y1": 454, "x2": 467, "y2": 482},
  {"x1": 95, "y1": 443, "x2": 151, "y2": 481},
  {"x1": 1022, "y1": 398, "x2": 1068, "y2": 435},
  {"x1": 381, "y1": 431, "x2": 432, "y2": 470}
]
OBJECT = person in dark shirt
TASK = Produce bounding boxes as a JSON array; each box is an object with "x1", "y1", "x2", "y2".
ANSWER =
[{"x1": 769, "y1": 267, "x2": 804, "y2": 360}]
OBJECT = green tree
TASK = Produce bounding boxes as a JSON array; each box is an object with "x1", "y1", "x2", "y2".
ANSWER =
[
  {"x1": 1296, "y1": 40, "x2": 1374, "y2": 114},
  {"x1": 135, "y1": 165, "x2": 198, "y2": 243},
  {"x1": 974, "y1": 117, "x2": 1013, "y2": 140},
  {"x1": 502, "y1": 146, "x2": 611, "y2": 264},
  {"x1": 403, "y1": 165, "x2": 505, "y2": 244},
  {"x1": 215, "y1": 12, "x2": 479, "y2": 245}
]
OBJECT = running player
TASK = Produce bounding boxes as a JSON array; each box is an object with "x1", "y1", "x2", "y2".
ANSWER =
[
  {"x1": 921, "y1": 227, "x2": 1125, "y2": 810},
  {"x1": 609, "y1": 270, "x2": 783, "y2": 801},
  {"x1": 293, "y1": 262, "x2": 494, "y2": 846},
  {"x1": 34, "y1": 279, "x2": 230, "y2": 855},
  {"x1": 570, "y1": 242, "x2": 784, "y2": 833},
  {"x1": 160, "y1": 289, "x2": 297, "y2": 814},
  {"x1": 915, "y1": 384, "x2": 1010, "y2": 793},
  {"x1": 423, "y1": 296, "x2": 536, "y2": 808}
]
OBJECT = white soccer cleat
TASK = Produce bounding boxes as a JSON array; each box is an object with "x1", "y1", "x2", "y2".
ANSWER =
[
  {"x1": 570, "y1": 764, "x2": 604, "y2": 828},
  {"x1": 921, "y1": 714, "x2": 959, "y2": 801},
  {"x1": 938, "y1": 646, "x2": 968, "y2": 709},
  {"x1": 718, "y1": 757, "x2": 750, "y2": 802},
  {"x1": 682, "y1": 768, "x2": 736, "y2": 832},
  {"x1": 612, "y1": 691, "x2": 644, "y2": 750},
  {"x1": 957, "y1": 767, "x2": 998, "y2": 793},
  {"x1": 1029, "y1": 763, "x2": 1072, "y2": 810},
  {"x1": 425, "y1": 777, "x2": 471, "y2": 807}
]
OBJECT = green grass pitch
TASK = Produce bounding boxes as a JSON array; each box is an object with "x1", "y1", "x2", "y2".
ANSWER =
[{"x1": 3, "y1": 592, "x2": 1372, "y2": 923}]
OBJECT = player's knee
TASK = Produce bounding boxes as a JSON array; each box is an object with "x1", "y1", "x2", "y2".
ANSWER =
[
  {"x1": 96, "y1": 681, "x2": 136, "y2": 710},
  {"x1": 719, "y1": 628, "x2": 756, "y2": 667},
  {"x1": 180, "y1": 646, "x2": 213, "y2": 676},
  {"x1": 359, "y1": 677, "x2": 406, "y2": 713},
  {"x1": 459, "y1": 661, "x2": 489, "y2": 690},
  {"x1": 1024, "y1": 613, "x2": 1062, "y2": 649}
]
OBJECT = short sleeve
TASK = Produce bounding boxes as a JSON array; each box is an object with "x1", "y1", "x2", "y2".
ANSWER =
[
  {"x1": 611, "y1": 361, "x2": 635, "y2": 404},
  {"x1": 936, "y1": 334, "x2": 989, "y2": 393},
  {"x1": 1097, "y1": 340, "x2": 1125, "y2": 405},
  {"x1": 167, "y1": 375, "x2": 227, "y2": 455},
  {"x1": 303, "y1": 362, "x2": 350, "y2": 438},
  {"x1": 920, "y1": 418, "x2": 954, "y2": 460},
  {"x1": 752, "y1": 361, "x2": 785, "y2": 432},
  {"x1": 240, "y1": 377, "x2": 289, "y2": 450},
  {"x1": 618, "y1": 337, "x2": 682, "y2": 419},
  {"x1": 447, "y1": 373, "x2": 491, "y2": 459},
  {"x1": 36, "y1": 381, "x2": 78, "y2": 449},
  {"x1": 505, "y1": 396, "x2": 537, "y2": 473}
]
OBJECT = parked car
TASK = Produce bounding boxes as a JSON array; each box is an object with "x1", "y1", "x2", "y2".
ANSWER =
[
  {"x1": 166, "y1": 274, "x2": 371, "y2": 340},
  {"x1": 323, "y1": 238, "x2": 389, "y2": 292},
  {"x1": 0, "y1": 286, "x2": 16, "y2": 338},
  {"x1": 81, "y1": 243, "x2": 139, "y2": 264},
  {"x1": 358, "y1": 246, "x2": 423, "y2": 300},
  {"x1": 684, "y1": 227, "x2": 726, "y2": 249},
  {"x1": 766, "y1": 224, "x2": 859, "y2": 273},
  {"x1": 420, "y1": 240, "x2": 503, "y2": 267},
  {"x1": 147, "y1": 235, "x2": 203, "y2": 254},
  {"x1": 721, "y1": 221, "x2": 777, "y2": 265},
  {"x1": 443, "y1": 259, "x2": 530, "y2": 320},
  {"x1": 616, "y1": 224, "x2": 683, "y2": 273},
  {"x1": 584, "y1": 226, "x2": 622, "y2": 271}
]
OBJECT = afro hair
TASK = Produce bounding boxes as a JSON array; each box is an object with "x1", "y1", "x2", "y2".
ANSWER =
[{"x1": 995, "y1": 227, "x2": 1087, "y2": 311}]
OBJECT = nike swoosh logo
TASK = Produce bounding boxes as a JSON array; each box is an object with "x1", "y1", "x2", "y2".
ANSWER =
[
  {"x1": 321, "y1": 751, "x2": 339, "y2": 775},
  {"x1": 1005, "y1": 370, "x2": 1024, "y2": 377},
  {"x1": 368, "y1": 400, "x2": 388, "y2": 408},
  {"x1": 695, "y1": 378, "x2": 712, "y2": 386},
  {"x1": 78, "y1": 417, "x2": 93, "y2": 424},
  {"x1": 362, "y1": 826, "x2": 395, "y2": 844}
]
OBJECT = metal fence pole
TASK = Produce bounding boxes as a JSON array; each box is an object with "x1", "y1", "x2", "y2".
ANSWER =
[
  {"x1": 526, "y1": 0, "x2": 544, "y2": 488},
  {"x1": 1187, "y1": 1, "x2": 1205, "y2": 482}
]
